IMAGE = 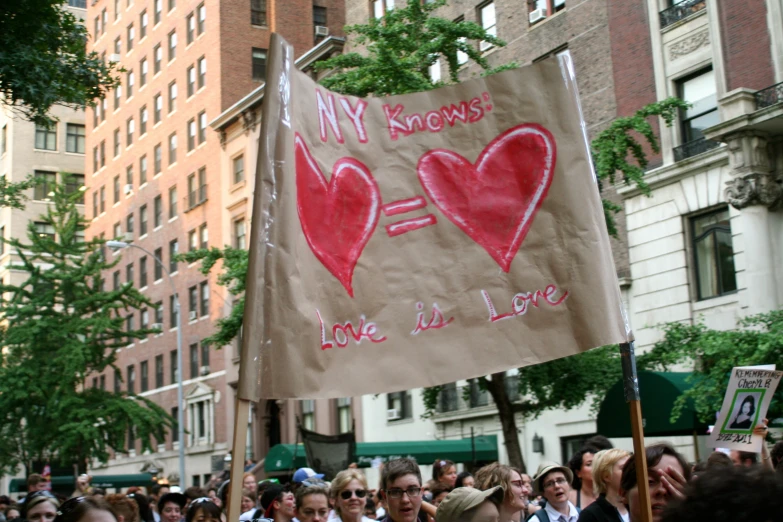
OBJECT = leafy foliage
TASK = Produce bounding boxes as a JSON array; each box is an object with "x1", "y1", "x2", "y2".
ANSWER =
[
  {"x1": 639, "y1": 311, "x2": 783, "y2": 424},
  {"x1": 0, "y1": 1, "x2": 119, "y2": 126},
  {"x1": 177, "y1": 247, "x2": 249, "y2": 347},
  {"x1": 0, "y1": 179, "x2": 172, "y2": 472},
  {"x1": 315, "y1": 0, "x2": 508, "y2": 96},
  {"x1": 0, "y1": 175, "x2": 36, "y2": 210}
]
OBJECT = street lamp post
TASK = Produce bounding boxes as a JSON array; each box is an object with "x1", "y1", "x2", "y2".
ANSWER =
[{"x1": 107, "y1": 240, "x2": 185, "y2": 490}]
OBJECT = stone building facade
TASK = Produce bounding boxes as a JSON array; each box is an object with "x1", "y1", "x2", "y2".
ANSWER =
[{"x1": 83, "y1": 0, "x2": 345, "y2": 487}]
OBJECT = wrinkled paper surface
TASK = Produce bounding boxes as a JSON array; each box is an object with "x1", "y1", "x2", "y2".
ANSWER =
[{"x1": 240, "y1": 34, "x2": 630, "y2": 400}]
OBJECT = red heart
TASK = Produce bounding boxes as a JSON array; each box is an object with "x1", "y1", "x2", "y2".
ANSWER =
[
  {"x1": 295, "y1": 134, "x2": 380, "y2": 297},
  {"x1": 417, "y1": 124, "x2": 556, "y2": 272}
]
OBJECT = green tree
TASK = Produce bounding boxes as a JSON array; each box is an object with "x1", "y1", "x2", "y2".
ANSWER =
[
  {"x1": 183, "y1": 0, "x2": 688, "y2": 472},
  {"x1": 0, "y1": 178, "x2": 172, "y2": 473},
  {"x1": 0, "y1": 1, "x2": 119, "y2": 126}
]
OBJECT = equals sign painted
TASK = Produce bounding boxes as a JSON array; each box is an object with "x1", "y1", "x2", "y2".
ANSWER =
[{"x1": 381, "y1": 196, "x2": 437, "y2": 237}]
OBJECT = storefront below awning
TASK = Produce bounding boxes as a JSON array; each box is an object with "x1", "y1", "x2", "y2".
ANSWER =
[
  {"x1": 8, "y1": 473, "x2": 154, "y2": 493},
  {"x1": 265, "y1": 435, "x2": 498, "y2": 474},
  {"x1": 596, "y1": 371, "x2": 709, "y2": 438}
]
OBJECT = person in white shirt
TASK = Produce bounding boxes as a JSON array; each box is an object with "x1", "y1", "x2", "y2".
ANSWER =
[
  {"x1": 329, "y1": 470, "x2": 375, "y2": 522},
  {"x1": 531, "y1": 463, "x2": 579, "y2": 522}
]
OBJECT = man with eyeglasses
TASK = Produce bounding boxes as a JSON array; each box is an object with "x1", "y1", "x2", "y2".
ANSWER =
[
  {"x1": 294, "y1": 485, "x2": 330, "y2": 522},
  {"x1": 379, "y1": 459, "x2": 424, "y2": 522},
  {"x1": 530, "y1": 462, "x2": 579, "y2": 522}
]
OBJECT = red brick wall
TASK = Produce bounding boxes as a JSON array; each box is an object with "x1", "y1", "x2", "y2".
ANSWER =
[{"x1": 719, "y1": 0, "x2": 774, "y2": 91}]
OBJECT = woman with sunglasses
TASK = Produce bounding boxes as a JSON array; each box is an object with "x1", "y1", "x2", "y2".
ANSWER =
[
  {"x1": 22, "y1": 492, "x2": 60, "y2": 522},
  {"x1": 52, "y1": 496, "x2": 117, "y2": 522},
  {"x1": 329, "y1": 470, "x2": 374, "y2": 522}
]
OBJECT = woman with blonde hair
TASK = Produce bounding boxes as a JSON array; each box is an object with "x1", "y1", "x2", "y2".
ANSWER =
[
  {"x1": 329, "y1": 469, "x2": 373, "y2": 522},
  {"x1": 577, "y1": 449, "x2": 630, "y2": 522},
  {"x1": 473, "y1": 463, "x2": 526, "y2": 522}
]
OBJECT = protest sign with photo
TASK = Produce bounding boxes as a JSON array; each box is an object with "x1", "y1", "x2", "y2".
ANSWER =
[
  {"x1": 708, "y1": 365, "x2": 782, "y2": 452},
  {"x1": 239, "y1": 34, "x2": 630, "y2": 400}
]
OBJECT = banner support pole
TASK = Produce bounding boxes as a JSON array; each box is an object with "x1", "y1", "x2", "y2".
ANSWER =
[
  {"x1": 227, "y1": 397, "x2": 252, "y2": 522},
  {"x1": 620, "y1": 342, "x2": 652, "y2": 522}
]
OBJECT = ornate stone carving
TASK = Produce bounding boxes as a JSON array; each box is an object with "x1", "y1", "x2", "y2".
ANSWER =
[
  {"x1": 218, "y1": 129, "x2": 227, "y2": 147},
  {"x1": 725, "y1": 173, "x2": 783, "y2": 209},
  {"x1": 241, "y1": 108, "x2": 258, "y2": 133},
  {"x1": 669, "y1": 30, "x2": 710, "y2": 60}
]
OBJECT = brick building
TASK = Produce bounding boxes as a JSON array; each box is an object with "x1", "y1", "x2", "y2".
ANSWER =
[{"x1": 84, "y1": 0, "x2": 345, "y2": 486}]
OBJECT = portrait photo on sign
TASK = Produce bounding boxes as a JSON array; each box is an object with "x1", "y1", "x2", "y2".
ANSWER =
[{"x1": 722, "y1": 390, "x2": 764, "y2": 433}]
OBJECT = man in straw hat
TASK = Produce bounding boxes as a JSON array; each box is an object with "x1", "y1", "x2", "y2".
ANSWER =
[
  {"x1": 531, "y1": 462, "x2": 578, "y2": 522},
  {"x1": 435, "y1": 486, "x2": 504, "y2": 522}
]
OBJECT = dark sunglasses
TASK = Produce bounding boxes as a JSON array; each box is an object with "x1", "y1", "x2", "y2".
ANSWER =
[
  {"x1": 55, "y1": 497, "x2": 85, "y2": 520},
  {"x1": 340, "y1": 489, "x2": 367, "y2": 500}
]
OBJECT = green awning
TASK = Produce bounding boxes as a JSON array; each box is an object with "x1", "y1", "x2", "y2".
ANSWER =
[
  {"x1": 265, "y1": 435, "x2": 499, "y2": 473},
  {"x1": 8, "y1": 473, "x2": 154, "y2": 493},
  {"x1": 596, "y1": 371, "x2": 709, "y2": 437}
]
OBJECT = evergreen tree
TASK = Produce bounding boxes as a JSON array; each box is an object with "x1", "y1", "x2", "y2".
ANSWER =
[{"x1": 0, "y1": 177, "x2": 172, "y2": 473}]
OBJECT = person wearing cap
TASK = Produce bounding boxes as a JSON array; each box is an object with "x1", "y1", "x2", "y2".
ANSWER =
[
  {"x1": 294, "y1": 485, "x2": 330, "y2": 522},
  {"x1": 293, "y1": 469, "x2": 325, "y2": 485},
  {"x1": 531, "y1": 462, "x2": 579, "y2": 522},
  {"x1": 158, "y1": 492, "x2": 187, "y2": 522},
  {"x1": 435, "y1": 487, "x2": 503, "y2": 522}
]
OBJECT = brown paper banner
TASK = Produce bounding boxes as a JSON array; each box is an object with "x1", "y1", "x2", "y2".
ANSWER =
[{"x1": 239, "y1": 34, "x2": 629, "y2": 401}]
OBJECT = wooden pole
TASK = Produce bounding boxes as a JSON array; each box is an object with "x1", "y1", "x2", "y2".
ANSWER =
[
  {"x1": 620, "y1": 342, "x2": 653, "y2": 522},
  {"x1": 227, "y1": 398, "x2": 252, "y2": 522}
]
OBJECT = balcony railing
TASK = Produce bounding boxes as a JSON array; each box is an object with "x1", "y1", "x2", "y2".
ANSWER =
[
  {"x1": 673, "y1": 137, "x2": 720, "y2": 162},
  {"x1": 660, "y1": 0, "x2": 706, "y2": 29},
  {"x1": 436, "y1": 375, "x2": 522, "y2": 414},
  {"x1": 185, "y1": 184, "x2": 208, "y2": 211},
  {"x1": 755, "y1": 82, "x2": 783, "y2": 110}
]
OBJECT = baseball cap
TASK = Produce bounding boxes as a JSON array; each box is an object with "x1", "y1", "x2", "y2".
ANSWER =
[
  {"x1": 292, "y1": 468, "x2": 324, "y2": 483},
  {"x1": 435, "y1": 487, "x2": 504, "y2": 522}
]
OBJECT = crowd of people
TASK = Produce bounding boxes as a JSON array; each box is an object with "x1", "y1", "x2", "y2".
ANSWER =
[{"x1": 2, "y1": 425, "x2": 782, "y2": 522}]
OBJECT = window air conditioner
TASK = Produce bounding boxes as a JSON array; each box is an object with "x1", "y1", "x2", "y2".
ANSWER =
[
  {"x1": 529, "y1": 8, "x2": 547, "y2": 24},
  {"x1": 200, "y1": 365, "x2": 210, "y2": 376},
  {"x1": 387, "y1": 408, "x2": 401, "y2": 421},
  {"x1": 150, "y1": 323, "x2": 163, "y2": 330},
  {"x1": 189, "y1": 310, "x2": 197, "y2": 321},
  {"x1": 109, "y1": 54, "x2": 121, "y2": 63},
  {"x1": 315, "y1": 25, "x2": 329, "y2": 37},
  {"x1": 123, "y1": 232, "x2": 133, "y2": 241},
  {"x1": 124, "y1": 184, "x2": 133, "y2": 195}
]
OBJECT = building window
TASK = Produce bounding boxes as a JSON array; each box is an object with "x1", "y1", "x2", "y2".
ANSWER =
[
  {"x1": 154, "y1": 0, "x2": 162, "y2": 24},
  {"x1": 197, "y1": 3, "x2": 205, "y2": 34},
  {"x1": 140, "y1": 105, "x2": 148, "y2": 135},
  {"x1": 155, "y1": 301, "x2": 164, "y2": 325},
  {"x1": 251, "y1": 0, "x2": 267, "y2": 25},
  {"x1": 113, "y1": 270, "x2": 121, "y2": 290},
  {"x1": 126, "y1": 261, "x2": 134, "y2": 284},
  {"x1": 127, "y1": 24, "x2": 135, "y2": 51},
  {"x1": 154, "y1": 94, "x2": 162, "y2": 123},
  {"x1": 154, "y1": 44, "x2": 163, "y2": 75},
  {"x1": 479, "y1": 2, "x2": 496, "y2": 51},
  {"x1": 113, "y1": 128, "x2": 121, "y2": 157},
  {"x1": 372, "y1": 0, "x2": 394, "y2": 18},
  {"x1": 154, "y1": 247, "x2": 163, "y2": 280},
  {"x1": 169, "y1": 239, "x2": 178, "y2": 273},
  {"x1": 2, "y1": 124, "x2": 7, "y2": 155},
  {"x1": 127, "y1": 365, "x2": 136, "y2": 394},
  {"x1": 201, "y1": 342, "x2": 209, "y2": 370},
  {"x1": 302, "y1": 400, "x2": 315, "y2": 430},
  {"x1": 233, "y1": 155, "x2": 245, "y2": 184},
  {"x1": 313, "y1": 6, "x2": 327, "y2": 29},
  {"x1": 127, "y1": 70, "x2": 135, "y2": 98},
  {"x1": 154, "y1": 195, "x2": 162, "y2": 227},
  {"x1": 140, "y1": 57, "x2": 148, "y2": 85},
  {"x1": 199, "y1": 224, "x2": 208, "y2": 249},
  {"x1": 35, "y1": 124, "x2": 57, "y2": 151},
  {"x1": 126, "y1": 164, "x2": 133, "y2": 188},
  {"x1": 140, "y1": 361, "x2": 149, "y2": 392},
  {"x1": 140, "y1": 10, "x2": 148, "y2": 38},
  {"x1": 66, "y1": 124, "x2": 85, "y2": 153},
  {"x1": 140, "y1": 255, "x2": 148, "y2": 285},
  {"x1": 234, "y1": 219, "x2": 246, "y2": 249},
  {"x1": 169, "y1": 132, "x2": 177, "y2": 164},
  {"x1": 141, "y1": 308, "x2": 149, "y2": 336},
  {"x1": 92, "y1": 192, "x2": 98, "y2": 218},
  {"x1": 170, "y1": 349, "x2": 178, "y2": 384},
  {"x1": 200, "y1": 281, "x2": 209, "y2": 317},
  {"x1": 113, "y1": 175, "x2": 121, "y2": 203},
  {"x1": 187, "y1": 66, "x2": 196, "y2": 97},
  {"x1": 678, "y1": 68, "x2": 719, "y2": 145},
  {"x1": 100, "y1": 139, "x2": 106, "y2": 166},
  {"x1": 186, "y1": 13, "x2": 195, "y2": 44},
  {"x1": 140, "y1": 205, "x2": 148, "y2": 236},
  {"x1": 692, "y1": 208, "x2": 737, "y2": 300},
  {"x1": 100, "y1": 375, "x2": 106, "y2": 390},
  {"x1": 35, "y1": 222, "x2": 56, "y2": 241},
  {"x1": 336, "y1": 398, "x2": 351, "y2": 433},
  {"x1": 387, "y1": 391, "x2": 413, "y2": 420},
  {"x1": 126, "y1": 117, "x2": 135, "y2": 145},
  {"x1": 65, "y1": 174, "x2": 85, "y2": 204},
  {"x1": 168, "y1": 0, "x2": 176, "y2": 11},
  {"x1": 168, "y1": 82, "x2": 177, "y2": 113},
  {"x1": 170, "y1": 295, "x2": 179, "y2": 328},
  {"x1": 188, "y1": 285, "x2": 198, "y2": 316},
  {"x1": 198, "y1": 111, "x2": 207, "y2": 144},
  {"x1": 188, "y1": 229, "x2": 197, "y2": 251},
  {"x1": 126, "y1": 212, "x2": 135, "y2": 235},
  {"x1": 100, "y1": 186, "x2": 106, "y2": 212},
  {"x1": 155, "y1": 354, "x2": 164, "y2": 388},
  {"x1": 140, "y1": 155, "x2": 148, "y2": 184},
  {"x1": 168, "y1": 31, "x2": 177, "y2": 61},
  {"x1": 113, "y1": 222, "x2": 122, "y2": 240},
  {"x1": 188, "y1": 394, "x2": 213, "y2": 446},
  {"x1": 115, "y1": 369, "x2": 122, "y2": 394},
  {"x1": 188, "y1": 119, "x2": 196, "y2": 151},
  {"x1": 169, "y1": 186, "x2": 178, "y2": 217},
  {"x1": 154, "y1": 143, "x2": 162, "y2": 173},
  {"x1": 114, "y1": 36, "x2": 121, "y2": 55},
  {"x1": 531, "y1": 0, "x2": 565, "y2": 17},
  {"x1": 252, "y1": 48, "x2": 267, "y2": 82},
  {"x1": 33, "y1": 171, "x2": 56, "y2": 201},
  {"x1": 190, "y1": 343, "x2": 199, "y2": 378},
  {"x1": 114, "y1": 85, "x2": 122, "y2": 111},
  {"x1": 198, "y1": 56, "x2": 206, "y2": 88}
]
